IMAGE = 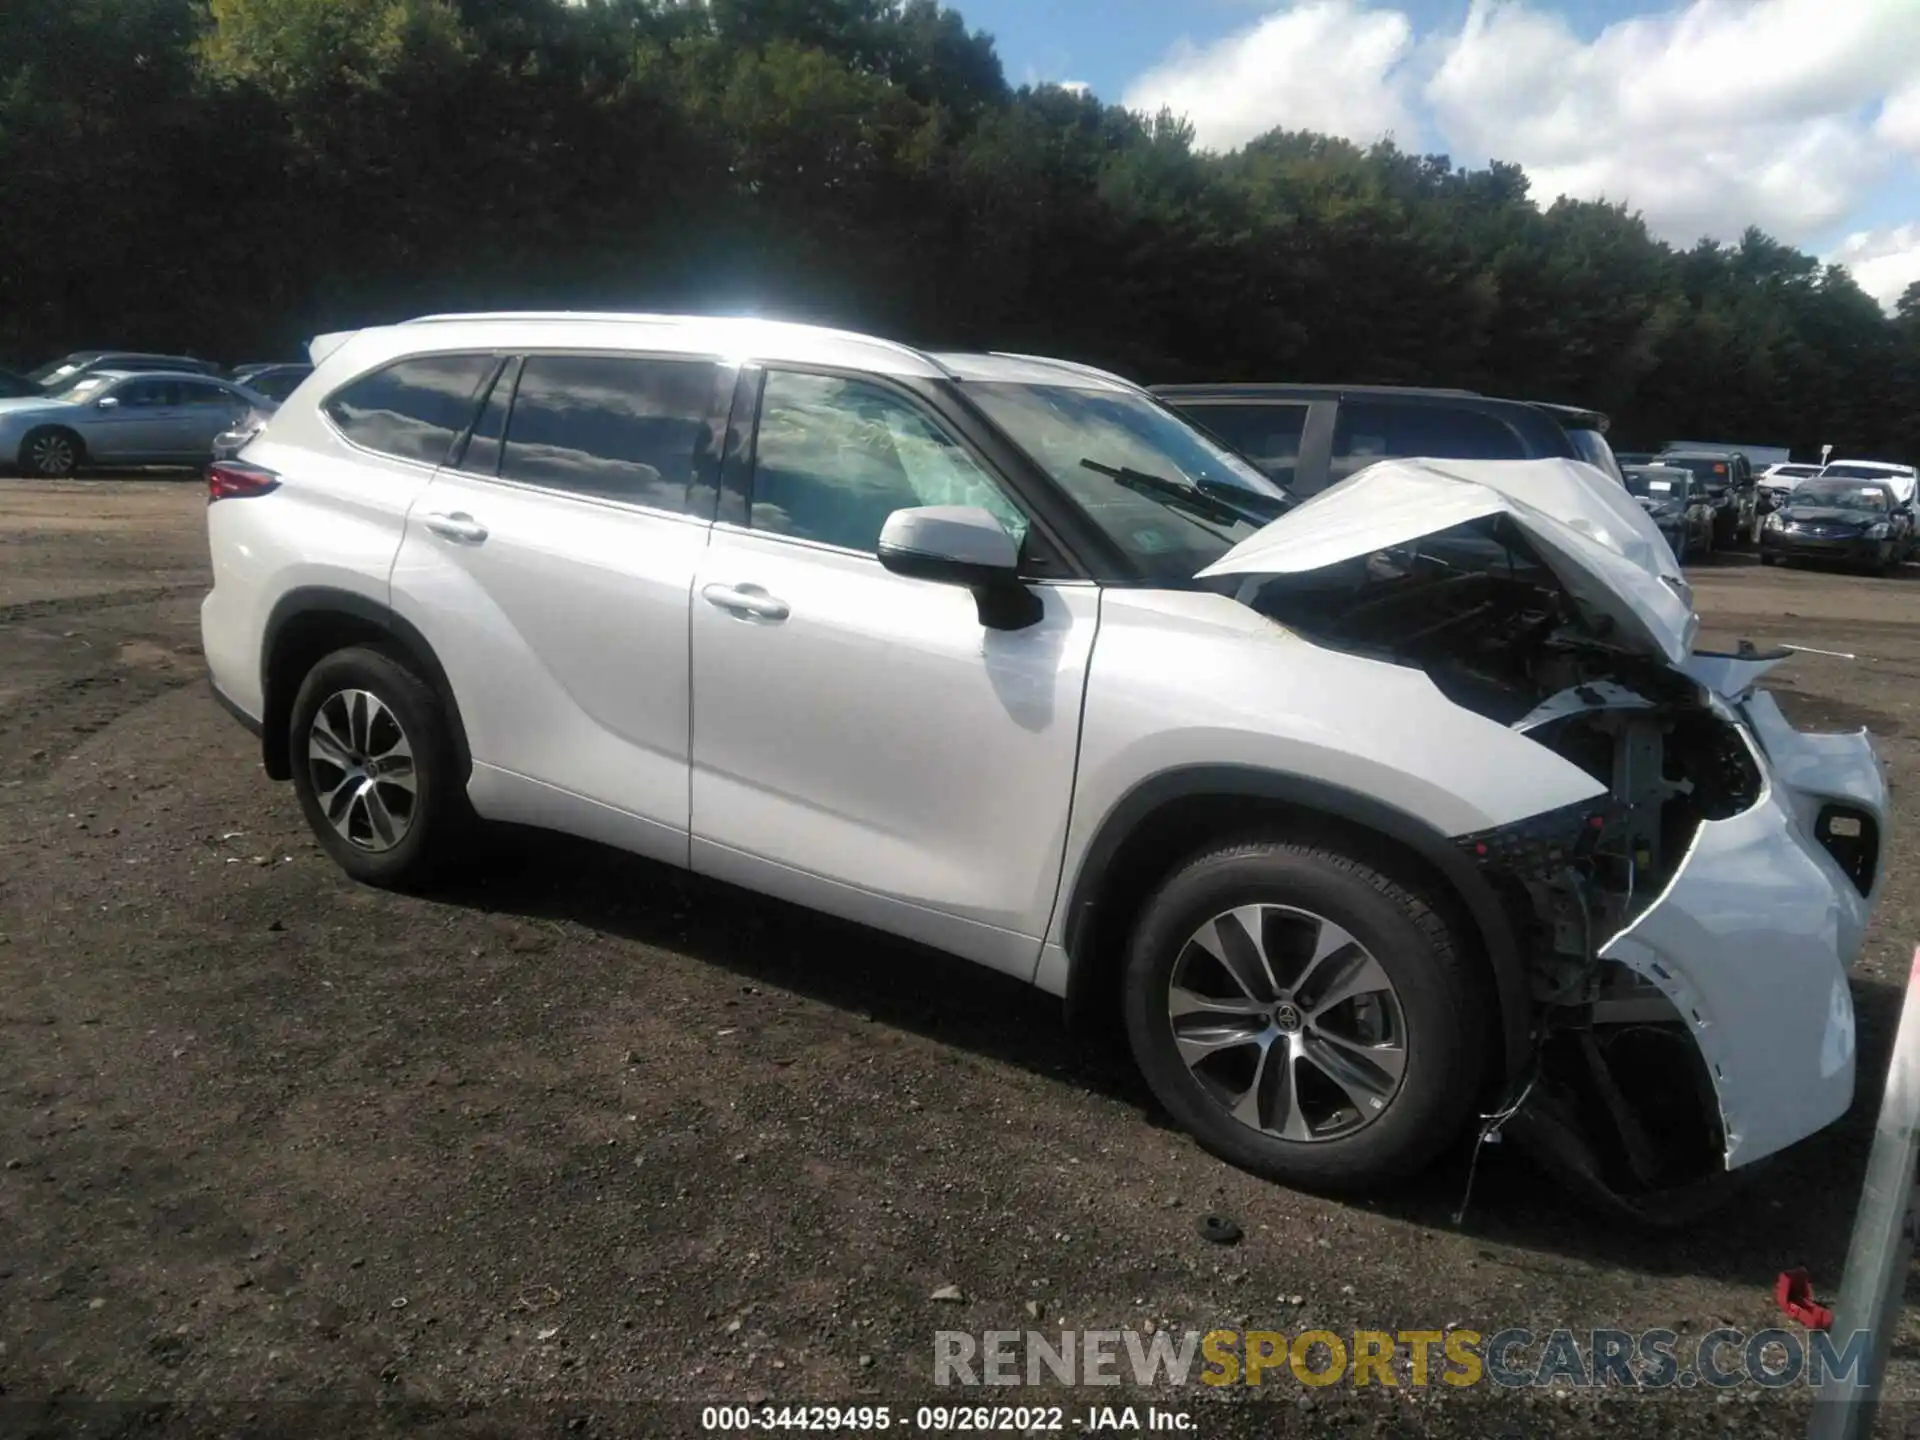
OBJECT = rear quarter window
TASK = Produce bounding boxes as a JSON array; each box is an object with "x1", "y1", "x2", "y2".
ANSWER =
[
  {"x1": 1330, "y1": 400, "x2": 1526, "y2": 481},
  {"x1": 323, "y1": 354, "x2": 497, "y2": 466}
]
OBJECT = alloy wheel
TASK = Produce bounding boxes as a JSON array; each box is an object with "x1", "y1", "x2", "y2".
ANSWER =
[
  {"x1": 1168, "y1": 904, "x2": 1407, "y2": 1142},
  {"x1": 29, "y1": 433, "x2": 75, "y2": 477},
  {"x1": 306, "y1": 688, "x2": 418, "y2": 852}
]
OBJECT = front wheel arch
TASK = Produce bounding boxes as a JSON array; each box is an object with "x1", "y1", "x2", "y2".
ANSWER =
[
  {"x1": 1058, "y1": 768, "x2": 1530, "y2": 1083},
  {"x1": 18, "y1": 425, "x2": 85, "y2": 477}
]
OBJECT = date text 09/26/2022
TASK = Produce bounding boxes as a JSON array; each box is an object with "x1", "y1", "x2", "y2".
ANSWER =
[{"x1": 701, "y1": 1405, "x2": 1194, "y2": 1432}]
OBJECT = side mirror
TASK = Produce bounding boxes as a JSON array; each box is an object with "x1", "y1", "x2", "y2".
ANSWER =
[
  {"x1": 877, "y1": 505, "x2": 1040, "y2": 630},
  {"x1": 95, "y1": 396, "x2": 119, "y2": 410}
]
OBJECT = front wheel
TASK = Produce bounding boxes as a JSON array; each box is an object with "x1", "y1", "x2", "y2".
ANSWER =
[
  {"x1": 19, "y1": 426, "x2": 81, "y2": 478},
  {"x1": 288, "y1": 645, "x2": 471, "y2": 888},
  {"x1": 1122, "y1": 838, "x2": 1488, "y2": 1193}
]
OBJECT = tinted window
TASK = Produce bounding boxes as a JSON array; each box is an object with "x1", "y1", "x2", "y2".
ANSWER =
[
  {"x1": 325, "y1": 354, "x2": 493, "y2": 466},
  {"x1": 250, "y1": 368, "x2": 308, "y2": 402},
  {"x1": 116, "y1": 378, "x2": 178, "y2": 408},
  {"x1": 749, "y1": 371, "x2": 1026, "y2": 553},
  {"x1": 496, "y1": 355, "x2": 716, "y2": 511},
  {"x1": 1330, "y1": 401, "x2": 1526, "y2": 480},
  {"x1": 1178, "y1": 402, "x2": 1310, "y2": 487},
  {"x1": 177, "y1": 380, "x2": 238, "y2": 407},
  {"x1": 459, "y1": 361, "x2": 515, "y2": 477}
]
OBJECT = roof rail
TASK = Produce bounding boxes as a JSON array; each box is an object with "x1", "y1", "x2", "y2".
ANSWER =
[
  {"x1": 398, "y1": 310, "x2": 952, "y2": 377},
  {"x1": 987, "y1": 352, "x2": 1147, "y2": 394}
]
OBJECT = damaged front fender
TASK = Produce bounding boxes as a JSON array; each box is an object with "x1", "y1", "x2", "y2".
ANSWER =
[{"x1": 1599, "y1": 759, "x2": 1866, "y2": 1168}]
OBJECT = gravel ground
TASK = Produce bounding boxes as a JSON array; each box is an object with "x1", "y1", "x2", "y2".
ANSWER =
[{"x1": 1, "y1": 479, "x2": 1917, "y2": 1440}]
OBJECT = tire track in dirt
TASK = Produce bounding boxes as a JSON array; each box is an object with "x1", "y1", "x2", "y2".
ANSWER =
[{"x1": 0, "y1": 582, "x2": 205, "y2": 628}]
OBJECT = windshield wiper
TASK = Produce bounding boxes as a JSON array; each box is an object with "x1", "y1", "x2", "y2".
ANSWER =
[{"x1": 1078, "y1": 458, "x2": 1284, "y2": 529}]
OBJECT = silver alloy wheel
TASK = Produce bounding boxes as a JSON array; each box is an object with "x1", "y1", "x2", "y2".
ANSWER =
[
  {"x1": 28, "y1": 432, "x2": 76, "y2": 476},
  {"x1": 1168, "y1": 904, "x2": 1407, "y2": 1142},
  {"x1": 306, "y1": 688, "x2": 417, "y2": 852}
]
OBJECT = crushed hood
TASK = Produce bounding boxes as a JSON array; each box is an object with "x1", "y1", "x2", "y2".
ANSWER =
[{"x1": 1197, "y1": 457, "x2": 1700, "y2": 667}]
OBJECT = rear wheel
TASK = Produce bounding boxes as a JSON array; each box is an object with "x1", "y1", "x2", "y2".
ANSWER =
[
  {"x1": 288, "y1": 645, "x2": 471, "y2": 888},
  {"x1": 1122, "y1": 838, "x2": 1487, "y2": 1193},
  {"x1": 19, "y1": 426, "x2": 81, "y2": 478}
]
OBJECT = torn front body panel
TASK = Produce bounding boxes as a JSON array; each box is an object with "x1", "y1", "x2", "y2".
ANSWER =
[{"x1": 1200, "y1": 456, "x2": 1891, "y2": 1188}]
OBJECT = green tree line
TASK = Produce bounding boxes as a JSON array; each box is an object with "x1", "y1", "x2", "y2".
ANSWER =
[{"x1": 3, "y1": 0, "x2": 1916, "y2": 457}]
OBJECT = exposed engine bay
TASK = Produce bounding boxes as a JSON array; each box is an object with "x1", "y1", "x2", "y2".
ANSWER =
[{"x1": 1230, "y1": 516, "x2": 1775, "y2": 1221}]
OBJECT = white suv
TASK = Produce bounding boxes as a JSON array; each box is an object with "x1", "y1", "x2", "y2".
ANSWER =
[{"x1": 204, "y1": 312, "x2": 1887, "y2": 1203}]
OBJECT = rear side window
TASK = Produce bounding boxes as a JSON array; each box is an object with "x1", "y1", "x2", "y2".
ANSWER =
[
  {"x1": 498, "y1": 354, "x2": 718, "y2": 513},
  {"x1": 177, "y1": 380, "x2": 239, "y2": 407},
  {"x1": 1176, "y1": 403, "x2": 1310, "y2": 487},
  {"x1": 324, "y1": 354, "x2": 495, "y2": 466},
  {"x1": 1330, "y1": 401, "x2": 1526, "y2": 480}
]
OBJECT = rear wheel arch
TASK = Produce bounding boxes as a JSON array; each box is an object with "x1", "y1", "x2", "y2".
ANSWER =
[
  {"x1": 1059, "y1": 766, "x2": 1531, "y2": 1082},
  {"x1": 260, "y1": 588, "x2": 470, "y2": 784}
]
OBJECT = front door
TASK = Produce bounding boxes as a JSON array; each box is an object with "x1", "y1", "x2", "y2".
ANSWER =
[
  {"x1": 688, "y1": 368, "x2": 1097, "y2": 978},
  {"x1": 87, "y1": 376, "x2": 181, "y2": 460}
]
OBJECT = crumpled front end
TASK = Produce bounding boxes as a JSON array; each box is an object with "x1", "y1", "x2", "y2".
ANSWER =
[
  {"x1": 1598, "y1": 695, "x2": 1883, "y2": 1169},
  {"x1": 1201, "y1": 458, "x2": 1891, "y2": 1211}
]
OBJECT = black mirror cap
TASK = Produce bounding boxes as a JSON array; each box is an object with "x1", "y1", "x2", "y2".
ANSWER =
[{"x1": 876, "y1": 542, "x2": 1041, "y2": 630}]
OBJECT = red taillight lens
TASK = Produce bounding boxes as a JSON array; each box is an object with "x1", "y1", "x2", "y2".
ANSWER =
[{"x1": 207, "y1": 461, "x2": 280, "y2": 503}]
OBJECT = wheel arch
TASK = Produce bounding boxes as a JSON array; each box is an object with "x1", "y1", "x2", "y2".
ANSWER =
[
  {"x1": 260, "y1": 587, "x2": 470, "y2": 783},
  {"x1": 18, "y1": 422, "x2": 87, "y2": 472},
  {"x1": 1058, "y1": 765, "x2": 1532, "y2": 1082}
]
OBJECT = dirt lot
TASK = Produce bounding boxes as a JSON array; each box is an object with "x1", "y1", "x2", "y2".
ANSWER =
[{"x1": 2, "y1": 478, "x2": 1917, "y2": 1439}]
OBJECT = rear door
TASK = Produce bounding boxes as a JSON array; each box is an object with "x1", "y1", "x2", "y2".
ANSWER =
[
  {"x1": 389, "y1": 350, "x2": 731, "y2": 864},
  {"x1": 172, "y1": 379, "x2": 253, "y2": 459}
]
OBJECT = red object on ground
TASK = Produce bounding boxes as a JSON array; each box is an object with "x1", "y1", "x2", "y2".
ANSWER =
[{"x1": 1776, "y1": 1268, "x2": 1835, "y2": 1330}]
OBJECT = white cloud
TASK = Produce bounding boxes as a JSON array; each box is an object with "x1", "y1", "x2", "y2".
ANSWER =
[
  {"x1": 1126, "y1": 0, "x2": 1920, "y2": 256},
  {"x1": 1425, "y1": 0, "x2": 1920, "y2": 247},
  {"x1": 1831, "y1": 224, "x2": 1920, "y2": 310},
  {"x1": 1057, "y1": 80, "x2": 1091, "y2": 96},
  {"x1": 1120, "y1": 1, "x2": 1417, "y2": 152}
]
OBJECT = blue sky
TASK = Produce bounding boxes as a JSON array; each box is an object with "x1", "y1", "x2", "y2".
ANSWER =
[{"x1": 954, "y1": 0, "x2": 1920, "y2": 309}]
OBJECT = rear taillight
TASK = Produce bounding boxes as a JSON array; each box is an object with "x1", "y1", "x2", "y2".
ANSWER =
[{"x1": 207, "y1": 460, "x2": 280, "y2": 503}]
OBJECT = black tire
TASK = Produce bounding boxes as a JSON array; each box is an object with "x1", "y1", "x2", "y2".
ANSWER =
[
  {"x1": 288, "y1": 645, "x2": 471, "y2": 888},
  {"x1": 19, "y1": 426, "x2": 82, "y2": 478},
  {"x1": 1122, "y1": 838, "x2": 1488, "y2": 1193},
  {"x1": 1760, "y1": 552, "x2": 1780, "y2": 566}
]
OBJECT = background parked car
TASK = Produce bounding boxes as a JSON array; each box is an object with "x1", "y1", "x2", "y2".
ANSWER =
[
  {"x1": 1818, "y1": 459, "x2": 1918, "y2": 561},
  {"x1": 1651, "y1": 448, "x2": 1758, "y2": 548},
  {"x1": 1763, "y1": 475, "x2": 1904, "y2": 574},
  {"x1": 1152, "y1": 383, "x2": 1624, "y2": 495},
  {"x1": 0, "y1": 367, "x2": 39, "y2": 399},
  {"x1": 1757, "y1": 461, "x2": 1824, "y2": 512},
  {"x1": 1624, "y1": 462, "x2": 1714, "y2": 563},
  {"x1": 1613, "y1": 450, "x2": 1658, "y2": 467},
  {"x1": 28, "y1": 351, "x2": 223, "y2": 389},
  {"x1": 1, "y1": 370, "x2": 266, "y2": 476},
  {"x1": 228, "y1": 362, "x2": 312, "y2": 402},
  {"x1": 211, "y1": 400, "x2": 279, "y2": 461}
]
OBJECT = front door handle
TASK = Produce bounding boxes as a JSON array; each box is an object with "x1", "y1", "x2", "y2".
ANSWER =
[
  {"x1": 701, "y1": 582, "x2": 790, "y2": 622},
  {"x1": 423, "y1": 511, "x2": 488, "y2": 543}
]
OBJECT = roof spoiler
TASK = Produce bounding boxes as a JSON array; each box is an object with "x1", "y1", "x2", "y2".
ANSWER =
[{"x1": 306, "y1": 331, "x2": 358, "y2": 365}]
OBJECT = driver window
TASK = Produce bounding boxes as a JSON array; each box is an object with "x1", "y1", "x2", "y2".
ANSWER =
[{"x1": 748, "y1": 371, "x2": 1027, "y2": 554}]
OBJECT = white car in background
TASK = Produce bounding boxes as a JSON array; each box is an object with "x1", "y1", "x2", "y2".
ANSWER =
[
  {"x1": 199, "y1": 311, "x2": 1887, "y2": 1213},
  {"x1": 1757, "y1": 461, "x2": 1822, "y2": 511}
]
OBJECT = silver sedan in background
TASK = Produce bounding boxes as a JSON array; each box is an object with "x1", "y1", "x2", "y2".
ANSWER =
[{"x1": 0, "y1": 370, "x2": 267, "y2": 476}]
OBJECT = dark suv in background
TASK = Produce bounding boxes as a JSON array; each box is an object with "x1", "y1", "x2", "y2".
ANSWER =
[
  {"x1": 1150, "y1": 384, "x2": 1625, "y2": 496},
  {"x1": 1654, "y1": 448, "x2": 1760, "y2": 549}
]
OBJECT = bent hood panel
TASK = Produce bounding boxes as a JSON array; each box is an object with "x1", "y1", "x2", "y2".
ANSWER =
[{"x1": 1198, "y1": 457, "x2": 1699, "y2": 666}]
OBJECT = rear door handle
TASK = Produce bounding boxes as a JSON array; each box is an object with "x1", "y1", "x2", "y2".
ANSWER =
[
  {"x1": 423, "y1": 511, "x2": 488, "y2": 544},
  {"x1": 701, "y1": 583, "x2": 790, "y2": 622}
]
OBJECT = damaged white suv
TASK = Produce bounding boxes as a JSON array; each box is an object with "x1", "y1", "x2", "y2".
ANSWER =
[{"x1": 203, "y1": 313, "x2": 1887, "y2": 1206}]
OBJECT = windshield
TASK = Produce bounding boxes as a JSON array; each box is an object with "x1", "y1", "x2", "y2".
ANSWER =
[
  {"x1": 1821, "y1": 463, "x2": 1908, "y2": 482},
  {"x1": 1624, "y1": 468, "x2": 1686, "y2": 500},
  {"x1": 48, "y1": 374, "x2": 113, "y2": 402},
  {"x1": 962, "y1": 382, "x2": 1289, "y2": 581},
  {"x1": 1793, "y1": 480, "x2": 1889, "y2": 511},
  {"x1": 1770, "y1": 465, "x2": 1820, "y2": 479},
  {"x1": 1660, "y1": 455, "x2": 1734, "y2": 488}
]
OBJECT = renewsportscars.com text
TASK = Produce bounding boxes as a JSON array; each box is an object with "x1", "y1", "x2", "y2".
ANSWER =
[{"x1": 933, "y1": 1327, "x2": 1866, "y2": 1390}]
